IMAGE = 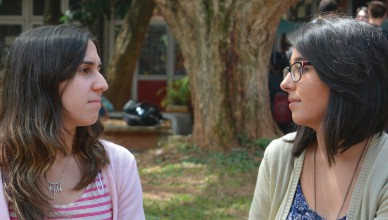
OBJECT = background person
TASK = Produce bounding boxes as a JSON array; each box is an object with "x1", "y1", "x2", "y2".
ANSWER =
[
  {"x1": 318, "y1": 0, "x2": 339, "y2": 15},
  {"x1": 311, "y1": 0, "x2": 339, "y2": 22},
  {"x1": 0, "y1": 25, "x2": 145, "y2": 219},
  {"x1": 367, "y1": 0, "x2": 388, "y2": 39},
  {"x1": 249, "y1": 16, "x2": 388, "y2": 220},
  {"x1": 356, "y1": 6, "x2": 369, "y2": 22}
]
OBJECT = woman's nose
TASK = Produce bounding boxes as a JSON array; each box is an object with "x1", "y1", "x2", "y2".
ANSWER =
[
  {"x1": 94, "y1": 72, "x2": 109, "y2": 92},
  {"x1": 280, "y1": 72, "x2": 294, "y2": 92}
]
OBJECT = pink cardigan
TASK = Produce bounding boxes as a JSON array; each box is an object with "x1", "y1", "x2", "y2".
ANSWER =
[{"x1": 0, "y1": 140, "x2": 145, "y2": 220}]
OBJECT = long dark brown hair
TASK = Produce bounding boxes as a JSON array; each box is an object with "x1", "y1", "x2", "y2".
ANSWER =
[{"x1": 0, "y1": 25, "x2": 110, "y2": 219}]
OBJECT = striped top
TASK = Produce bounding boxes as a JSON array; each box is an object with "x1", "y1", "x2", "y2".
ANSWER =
[{"x1": 9, "y1": 172, "x2": 113, "y2": 220}]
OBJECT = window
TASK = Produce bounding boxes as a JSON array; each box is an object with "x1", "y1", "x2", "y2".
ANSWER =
[
  {"x1": 174, "y1": 44, "x2": 186, "y2": 76},
  {"x1": 33, "y1": 0, "x2": 44, "y2": 16},
  {"x1": 0, "y1": 25, "x2": 21, "y2": 69},
  {"x1": 138, "y1": 24, "x2": 167, "y2": 76},
  {"x1": 0, "y1": 0, "x2": 22, "y2": 15},
  {"x1": 0, "y1": 0, "x2": 47, "y2": 68}
]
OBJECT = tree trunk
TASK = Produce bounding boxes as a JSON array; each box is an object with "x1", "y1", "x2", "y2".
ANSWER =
[
  {"x1": 105, "y1": 0, "x2": 156, "y2": 110},
  {"x1": 155, "y1": 0, "x2": 297, "y2": 151},
  {"x1": 43, "y1": 0, "x2": 62, "y2": 24}
]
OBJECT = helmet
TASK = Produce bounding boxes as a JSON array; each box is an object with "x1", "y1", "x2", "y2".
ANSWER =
[{"x1": 122, "y1": 100, "x2": 164, "y2": 126}]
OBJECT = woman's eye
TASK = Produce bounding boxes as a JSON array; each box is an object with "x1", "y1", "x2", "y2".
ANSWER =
[{"x1": 79, "y1": 68, "x2": 90, "y2": 74}]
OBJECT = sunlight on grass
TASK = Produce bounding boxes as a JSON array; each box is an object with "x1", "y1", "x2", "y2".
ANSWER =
[
  {"x1": 141, "y1": 162, "x2": 206, "y2": 177},
  {"x1": 135, "y1": 135, "x2": 272, "y2": 220},
  {"x1": 144, "y1": 194, "x2": 249, "y2": 220}
]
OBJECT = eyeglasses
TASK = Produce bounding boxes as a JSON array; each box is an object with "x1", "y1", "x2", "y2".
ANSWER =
[{"x1": 283, "y1": 61, "x2": 311, "y2": 82}]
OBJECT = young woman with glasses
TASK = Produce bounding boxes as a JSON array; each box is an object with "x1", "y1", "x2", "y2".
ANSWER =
[{"x1": 249, "y1": 16, "x2": 388, "y2": 220}]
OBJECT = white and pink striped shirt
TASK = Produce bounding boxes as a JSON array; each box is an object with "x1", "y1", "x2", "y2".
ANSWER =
[
  {"x1": 1, "y1": 141, "x2": 145, "y2": 220},
  {"x1": 9, "y1": 172, "x2": 112, "y2": 220}
]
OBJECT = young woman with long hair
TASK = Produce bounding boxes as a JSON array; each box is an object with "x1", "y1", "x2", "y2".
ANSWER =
[{"x1": 0, "y1": 25, "x2": 145, "y2": 220}]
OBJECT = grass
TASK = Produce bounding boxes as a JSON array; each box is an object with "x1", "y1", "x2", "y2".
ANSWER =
[{"x1": 134, "y1": 135, "x2": 272, "y2": 220}]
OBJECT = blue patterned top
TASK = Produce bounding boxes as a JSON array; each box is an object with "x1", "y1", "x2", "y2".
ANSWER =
[{"x1": 286, "y1": 181, "x2": 347, "y2": 220}]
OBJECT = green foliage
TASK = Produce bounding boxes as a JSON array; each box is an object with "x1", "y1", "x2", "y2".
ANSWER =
[
  {"x1": 157, "y1": 76, "x2": 191, "y2": 107},
  {"x1": 144, "y1": 192, "x2": 251, "y2": 220},
  {"x1": 182, "y1": 147, "x2": 262, "y2": 173},
  {"x1": 237, "y1": 134, "x2": 272, "y2": 151},
  {"x1": 60, "y1": 0, "x2": 130, "y2": 26},
  {"x1": 138, "y1": 135, "x2": 272, "y2": 219},
  {"x1": 156, "y1": 135, "x2": 272, "y2": 173}
]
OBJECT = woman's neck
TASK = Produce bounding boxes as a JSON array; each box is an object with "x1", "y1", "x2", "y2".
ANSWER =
[
  {"x1": 314, "y1": 128, "x2": 369, "y2": 165},
  {"x1": 62, "y1": 128, "x2": 76, "y2": 153}
]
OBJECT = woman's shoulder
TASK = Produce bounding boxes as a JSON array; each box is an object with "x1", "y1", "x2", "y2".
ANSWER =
[
  {"x1": 259, "y1": 133, "x2": 298, "y2": 189},
  {"x1": 368, "y1": 133, "x2": 388, "y2": 160},
  {"x1": 100, "y1": 139, "x2": 136, "y2": 163},
  {"x1": 377, "y1": 132, "x2": 388, "y2": 149},
  {"x1": 264, "y1": 132, "x2": 295, "y2": 159}
]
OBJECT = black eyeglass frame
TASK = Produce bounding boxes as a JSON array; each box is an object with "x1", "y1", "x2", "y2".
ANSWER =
[{"x1": 283, "y1": 61, "x2": 311, "y2": 82}]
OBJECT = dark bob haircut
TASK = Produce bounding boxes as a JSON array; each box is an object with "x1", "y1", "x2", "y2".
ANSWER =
[{"x1": 287, "y1": 16, "x2": 388, "y2": 164}]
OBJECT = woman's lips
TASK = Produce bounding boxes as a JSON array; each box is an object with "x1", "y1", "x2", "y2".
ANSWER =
[{"x1": 288, "y1": 98, "x2": 300, "y2": 108}]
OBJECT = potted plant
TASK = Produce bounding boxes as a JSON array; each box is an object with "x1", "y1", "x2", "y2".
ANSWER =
[{"x1": 157, "y1": 76, "x2": 191, "y2": 112}]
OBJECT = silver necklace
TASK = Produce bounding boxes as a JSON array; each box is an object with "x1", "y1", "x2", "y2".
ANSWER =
[
  {"x1": 44, "y1": 156, "x2": 70, "y2": 196},
  {"x1": 313, "y1": 144, "x2": 366, "y2": 220}
]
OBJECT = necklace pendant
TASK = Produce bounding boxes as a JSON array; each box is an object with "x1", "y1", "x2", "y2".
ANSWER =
[
  {"x1": 48, "y1": 182, "x2": 62, "y2": 196},
  {"x1": 45, "y1": 156, "x2": 70, "y2": 196}
]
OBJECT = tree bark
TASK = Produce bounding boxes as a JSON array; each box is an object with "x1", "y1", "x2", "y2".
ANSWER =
[
  {"x1": 105, "y1": 0, "x2": 156, "y2": 110},
  {"x1": 155, "y1": 0, "x2": 297, "y2": 151},
  {"x1": 43, "y1": 0, "x2": 62, "y2": 24}
]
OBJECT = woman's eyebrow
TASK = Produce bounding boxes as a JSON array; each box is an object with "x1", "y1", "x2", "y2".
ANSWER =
[
  {"x1": 81, "y1": 60, "x2": 102, "y2": 68},
  {"x1": 292, "y1": 56, "x2": 306, "y2": 62}
]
